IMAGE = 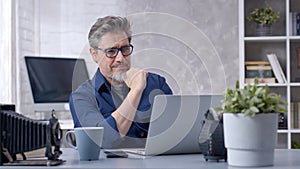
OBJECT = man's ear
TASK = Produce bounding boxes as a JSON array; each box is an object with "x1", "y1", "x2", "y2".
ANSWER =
[{"x1": 90, "y1": 48, "x2": 98, "y2": 63}]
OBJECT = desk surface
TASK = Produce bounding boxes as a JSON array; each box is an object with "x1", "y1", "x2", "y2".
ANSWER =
[{"x1": 2, "y1": 149, "x2": 300, "y2": 168}]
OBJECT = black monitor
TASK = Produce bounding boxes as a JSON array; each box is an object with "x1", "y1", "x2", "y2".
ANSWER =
[{"x1": 25, "y1": 56, "x2": 90, "y2": 112}]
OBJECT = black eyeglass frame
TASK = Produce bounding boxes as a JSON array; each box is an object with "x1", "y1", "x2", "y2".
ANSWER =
[{"x1": 94, "y1": 44, "x2": 134, "y2": 58}]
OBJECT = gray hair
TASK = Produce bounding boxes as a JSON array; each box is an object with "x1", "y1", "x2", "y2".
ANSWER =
[{"x1": 88, "y1": 16, "x2": 132, "y2": 48}]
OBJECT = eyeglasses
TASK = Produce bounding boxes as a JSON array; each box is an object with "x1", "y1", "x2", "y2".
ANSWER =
[{"x1": 94, "y1": 44, "x2": 134, "y2": 58}]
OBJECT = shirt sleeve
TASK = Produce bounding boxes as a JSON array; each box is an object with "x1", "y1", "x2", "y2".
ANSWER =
[
  {"x1": 69, "y1": 82, "x2": 123, "y2": 148},
  {"x1": 159, "y1": 75, "x2": 173, "y2": 95},
  {"x1": 134, "y1": 73, "x2": 173, "y2": 131}
]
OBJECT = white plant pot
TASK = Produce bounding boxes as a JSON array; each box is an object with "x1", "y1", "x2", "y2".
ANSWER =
[{"x1": 223, "y1": 113, "x2": 278, "y2": 167}]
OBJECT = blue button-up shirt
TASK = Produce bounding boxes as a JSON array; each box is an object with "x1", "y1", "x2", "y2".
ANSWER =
[{"x1": 69, "y1": 69, "x2": 173, "y2": 148}]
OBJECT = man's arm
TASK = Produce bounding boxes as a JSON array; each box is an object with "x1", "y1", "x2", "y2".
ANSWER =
[
  {"x1": 69, "y1": 81, "x2": 123, "y2": 148},
  {"x1": 111, "y1": 68, "x2": 147, "y2": 137}
]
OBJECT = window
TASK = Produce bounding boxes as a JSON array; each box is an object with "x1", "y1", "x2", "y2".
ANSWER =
[{"x1": 0, "y1": 0, "x2": 14, "y2": 104}]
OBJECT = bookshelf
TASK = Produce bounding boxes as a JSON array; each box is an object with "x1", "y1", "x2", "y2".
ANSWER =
[{"x1": 239, "y1": 0, "x2": 300, "y2": 149}]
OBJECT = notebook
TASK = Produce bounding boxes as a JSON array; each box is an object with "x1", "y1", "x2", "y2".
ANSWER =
[{"x1": 106, "y1": 95, "x2": 223, "y2": 156}]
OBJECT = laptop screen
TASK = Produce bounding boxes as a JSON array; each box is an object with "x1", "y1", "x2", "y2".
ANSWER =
[{"x1": 144, "y1": 95, "x2": 223, "y2": 155}]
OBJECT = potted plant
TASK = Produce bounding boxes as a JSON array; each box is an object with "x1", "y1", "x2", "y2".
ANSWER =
[
  {"x1": 218, "y1": 79, "x2": 287, "y2": 167},
  {"x1": 247, "y1": 6, "x2": 280, "y2": 36}
]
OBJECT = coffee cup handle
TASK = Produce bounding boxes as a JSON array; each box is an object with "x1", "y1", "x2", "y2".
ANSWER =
[{"x1": 65, "y1": 130, "x2": 77, "y2": 150}]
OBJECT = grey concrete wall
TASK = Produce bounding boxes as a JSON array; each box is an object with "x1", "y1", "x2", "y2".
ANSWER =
[
  {"x1": 124, "y1": 0, "x2": 238, "y2": 94},
  {"x1": 16, "y1": 0, "x2": 239, "y2": 119}
]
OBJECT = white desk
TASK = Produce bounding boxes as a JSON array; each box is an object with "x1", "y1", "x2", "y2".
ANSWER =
[
  {"x1": 2, "y1": 149, "x2": 300, "y2": 168},
  {"x1": 58, "y1": 120, "x2": 74, "y2": 130}
]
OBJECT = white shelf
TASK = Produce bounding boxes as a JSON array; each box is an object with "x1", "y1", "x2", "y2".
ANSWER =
[
  {"x1": 255, "y1": 83, "x2": 288, "y2": 87},
  {"x1": 290, "y1": 129, "x2": 300, "y2": 133},
  {"x1": 244, "y1": 36, "x2": 287, "y2": 42},
  {"x1": 289, "y1": 36, "x2": 300, "y2": 40},
  {"x1": 240, "y1": 0, "x2": 300, "y2": 149},
  {"x1": 290, "y1": 83, "x2": 300, "y2": 86},
  {"x1": 278, "y1": 129, "x2": 289, "y2": 133}
]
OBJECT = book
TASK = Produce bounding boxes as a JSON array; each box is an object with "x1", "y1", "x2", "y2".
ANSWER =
[
  {"x1": 296, "y1": 12, "x2": 300, "y2": 35},
  {"x1": 273, "y1": 54, "x2": 287, "y2": 83},
  {"x1": 245, "y1": 69, "x2": 273, "y2": 78},
  {"x1": 267, "y1": 54, "x2": 286, "y2": 83},
  {"x1": 245, "y1": 61, "x2": 273, "y2": 78},
  {"x1": 246, "y1": 65, "x2": 272, "y2": 70},
  {"x1": 245, "y1": 65, "x2": 273, "y2": 78},
  {"x1": 298, "y1": 102, "x2": 300, "y2": 129},
  {"x1": 290, "y1": 12, "x2": 300, "y2": 36},
  {"x1": 291, "y1": 102, "x2": 294, "y2": 129},
  {"x1": 296, "y1": 47, "x2": 300, "y2": 68},
  {"x1": 245, "y1": 78, "x2": 275, "y2": 84},
  {"x1": 294, "y1": 102, "x2": 299, "y2": 129},
  {"x1": 290, "y1": 12, "x2": 298, "y2": 36},
  {"x1": 245, "y1": 61, "x2": 270, "y2": 66}
]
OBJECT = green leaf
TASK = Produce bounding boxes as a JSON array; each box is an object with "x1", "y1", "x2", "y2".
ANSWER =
[
  {"x1": 247, "y1": 6, "x2": 280, "y2": 25},
  {"x1": 218, "y1": 77, "x2": 287, "y2": 116}
]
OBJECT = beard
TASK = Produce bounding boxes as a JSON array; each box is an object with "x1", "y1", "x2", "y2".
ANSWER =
[
  {"x1": 109, "y1": 61, "x2": 130, "y2": 82},
  {"x1": 111, "y1": 71, "x2": 127, "y2": 82}
]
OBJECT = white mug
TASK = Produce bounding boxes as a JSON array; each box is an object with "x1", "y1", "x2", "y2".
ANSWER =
[{"x1": 65, "y1": 127, "x2": 104, "y2": 161}]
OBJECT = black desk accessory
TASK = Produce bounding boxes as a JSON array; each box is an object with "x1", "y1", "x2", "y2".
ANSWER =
[
  {"x1": 278, "y1": 113, "x2": 287, "y2": 129},
  {"x1": 104, "y1": 150, "x2": 128, "y2": 158},
  {"x1": 198, "y1": 108, "x2": 227, "y2": 162},
  {"x1": 0, "y1": 106, "x2": 65, "y2": 166}
]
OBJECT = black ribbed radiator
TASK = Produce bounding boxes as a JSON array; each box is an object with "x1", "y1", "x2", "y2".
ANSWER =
[{"x1": 0, "y1": 106, "x2": 64, "y2": 166}]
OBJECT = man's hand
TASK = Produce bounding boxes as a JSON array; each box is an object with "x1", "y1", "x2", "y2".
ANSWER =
[
  {"x1": 112, "y1": 68, "x2": 148, "y2": 137},
  {"x1": 124, "y1": 68, "x2": 147, "y2": 92}
]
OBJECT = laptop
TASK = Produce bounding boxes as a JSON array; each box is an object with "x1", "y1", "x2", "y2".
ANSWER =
[{"x1": 106, "y1": 95, "x2": 223, "y2": 156}]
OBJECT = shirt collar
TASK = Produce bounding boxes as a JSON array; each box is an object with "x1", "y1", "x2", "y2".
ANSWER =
[{"x1": 92, "y1": 69, "x2": 111, "y2": 92}]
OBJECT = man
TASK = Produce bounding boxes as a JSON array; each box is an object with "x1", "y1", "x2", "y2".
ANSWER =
[{"x1": 69, "y1": 16, "x2": 173, "y2": 148}]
